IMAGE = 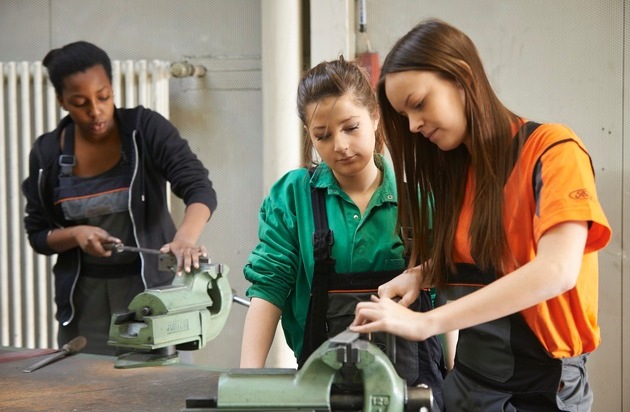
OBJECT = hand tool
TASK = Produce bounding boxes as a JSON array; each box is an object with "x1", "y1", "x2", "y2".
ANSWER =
[
  {"x1": 103, "y1": 242, "x2": 183, "y2": 271},
  {"x1": 22, "y1": 336, "x2": 87, "y2": 373},
  {"x1": 0, "y1": 348, "x2": 57, "y2": 364},
  {"x1": 104, "y1": 242, "x2": 166, "y2": 255}
]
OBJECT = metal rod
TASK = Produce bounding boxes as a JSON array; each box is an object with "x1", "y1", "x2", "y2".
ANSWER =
[
  {"x1": 232, "y1": 295, "x2": 250, "y2": 307},
  {"x1": 7, "y1": 62, "x2": 22, "y2": 347},
  {"x1": 103, "y1": 242, "x2": 162, "y2": 255}
]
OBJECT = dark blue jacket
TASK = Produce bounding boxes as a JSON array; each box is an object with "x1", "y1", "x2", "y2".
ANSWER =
[{"x1": 22, "y1": 106, "x2": 217, "y2": 325}]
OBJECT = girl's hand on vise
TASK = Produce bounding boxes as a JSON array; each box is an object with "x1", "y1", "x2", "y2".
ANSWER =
[
  {"x1": 160, "y1": 240, "x2": 208, "y2": 276},
  {"x1": 350, "y1": 295, "x2": 431, "y2": 341}
]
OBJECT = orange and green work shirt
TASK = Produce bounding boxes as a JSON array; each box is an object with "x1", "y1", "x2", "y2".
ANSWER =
[{"x1": 453, "y1": 121, "x2": 611, "y2": 359}]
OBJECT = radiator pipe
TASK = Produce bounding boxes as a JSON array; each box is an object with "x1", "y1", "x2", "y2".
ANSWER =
[{"x1": 169, "y1": 61, "x2": 207, "y2": 78}]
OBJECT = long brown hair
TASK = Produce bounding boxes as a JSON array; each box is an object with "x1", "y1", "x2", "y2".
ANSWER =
[
  {"x1": 297, "y1": 56, "x2": 384, "y2": 166},
  {"x1": 378, "y1": 19, "x2": 522, "y2": 286}
]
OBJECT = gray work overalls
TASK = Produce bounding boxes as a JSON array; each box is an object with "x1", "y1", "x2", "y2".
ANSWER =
[
  {"x1": 444, "y1": 263, "x2": 592, "y2": 412},
  {"x1": 54, "y1": 124, "x2": 143, "y2": 355}
]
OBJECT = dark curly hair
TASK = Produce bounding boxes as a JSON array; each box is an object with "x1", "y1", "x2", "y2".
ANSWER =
[{"x1": 43, "y1": 41, "x2": 112, "y2": 97}]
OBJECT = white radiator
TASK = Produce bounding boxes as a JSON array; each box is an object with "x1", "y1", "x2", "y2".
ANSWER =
[{"x1": 0, "y1": 60, "x2": 171, "y2": 349}]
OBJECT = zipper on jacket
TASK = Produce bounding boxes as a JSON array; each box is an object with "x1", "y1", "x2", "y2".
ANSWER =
[
  {"x1": 62, "y1": 249, "x2": 81, "y2": 326},
  {"x1": 129, "y1": 129, "x2": 147, "y2": 289},
  {"x1": 39, "y1": 157, "x2": 78, "y2": 325}
]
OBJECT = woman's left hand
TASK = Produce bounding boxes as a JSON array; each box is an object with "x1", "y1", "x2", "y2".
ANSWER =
[{"x1": 160, "y1": 240, "x2": 208, "y2": 276}]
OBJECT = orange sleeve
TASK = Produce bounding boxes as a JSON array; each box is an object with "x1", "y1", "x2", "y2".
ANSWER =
[{"x1": 532, "y1": 129, "x2": 611, "y2": 253}]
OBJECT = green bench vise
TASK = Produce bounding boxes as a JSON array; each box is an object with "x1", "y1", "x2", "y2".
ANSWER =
[
  {"x1": 184, "y1": 330, "x2": 434, "y2": 412},
  {"x1": 107, "y1": 256, "x2": 232, "y2": 369}
]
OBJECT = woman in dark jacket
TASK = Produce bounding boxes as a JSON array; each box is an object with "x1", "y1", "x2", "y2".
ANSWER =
[{"x1": 21, "y1": 41, "x2": 217, "y2": 355}]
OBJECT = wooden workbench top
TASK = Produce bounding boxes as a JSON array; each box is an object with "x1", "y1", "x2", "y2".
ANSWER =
[{"x1": 0, "y1": 347, "x2": 222, "y2": 412}]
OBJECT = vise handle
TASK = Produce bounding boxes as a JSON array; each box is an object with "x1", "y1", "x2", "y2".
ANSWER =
[
  {"x1": 103, "y1": 242, "x2": 161, "y2": 255},
  {"x1": 103, "y1": 242, "x2": 197, "y2": 271}
]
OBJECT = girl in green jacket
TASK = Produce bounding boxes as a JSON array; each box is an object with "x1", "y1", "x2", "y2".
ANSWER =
[{"x1": 240, "y1": 56, "x2": 445, "y2": 411}]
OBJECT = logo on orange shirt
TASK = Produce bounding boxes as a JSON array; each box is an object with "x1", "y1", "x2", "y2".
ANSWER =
[{"x1": 569, "y1": 189, "x2": 592, "y2": 200}]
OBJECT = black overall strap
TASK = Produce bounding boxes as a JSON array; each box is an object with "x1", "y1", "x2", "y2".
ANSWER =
[
  {"x1": 512, "y1": 121, "x2": 541, "y2": 164},
  {"x1": 58, "y1": 116, "x2": 134, "y2": 178},
  {"x1": 59, "y1": 125, "x2": 76, "y2": 177},
  {"x1": 298, "y1": 168, "x2": 336, "y2": 368}
]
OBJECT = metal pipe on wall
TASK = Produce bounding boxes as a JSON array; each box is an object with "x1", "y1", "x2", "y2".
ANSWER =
[
  {"x1": 170, "y1": 61, "x2": 207, "y2": 78},
  {"x1": 18, "y1": 61, "x2": 35, "y2": 349},
  {"x1": 260, "y1": 0, "x2": 302, "y2": 367},
  {"x1": 31, "y1": 62, "x2": 53, "y2": 349},
  {"x1": 261, "y1": 0, "x2": 302, "y2": 195},
  {"x1": 6, "y1": 62, "x2": 22, "y2": 347},
  {"x1": 0, "y1": 63, "x2": 8, "y2": 348}
]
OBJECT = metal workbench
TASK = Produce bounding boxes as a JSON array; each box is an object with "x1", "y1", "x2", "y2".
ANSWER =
[{"x1": 0, "y1": 347, "x2": 221, "y2": 412}]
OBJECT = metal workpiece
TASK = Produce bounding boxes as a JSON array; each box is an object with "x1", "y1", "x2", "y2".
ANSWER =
[
  {"x1": 231, "y1": 294, "x2": 250, "y2": 307},
  {"x1": 184, "y1": 330, "x2": 434, "y2": 412}
]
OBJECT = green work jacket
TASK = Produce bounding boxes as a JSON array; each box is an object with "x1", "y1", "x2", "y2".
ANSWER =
[{"x1": 244, "y1": 155, "x2": 406, "y2": 359}]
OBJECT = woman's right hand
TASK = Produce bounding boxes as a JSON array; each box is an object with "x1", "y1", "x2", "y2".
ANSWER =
[
  {"x1": 71, "y1": 225, "x2": 120, "y2": 257},
  {"x1": 377, "y1": 265, "x2": 424, "y2": 308}
]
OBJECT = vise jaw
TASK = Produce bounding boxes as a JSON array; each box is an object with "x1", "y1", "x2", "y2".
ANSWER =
[{"x1": 184, "y1": 330, "x2": 434, "y2": 411}]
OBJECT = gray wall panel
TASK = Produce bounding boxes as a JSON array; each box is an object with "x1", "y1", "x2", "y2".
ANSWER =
[
  {"x1": 49, "y1": 0, "x2": 261, "y2": 60},
  {"x1": 0, "y1": 1, "x2": 51, "y2": 60}
]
